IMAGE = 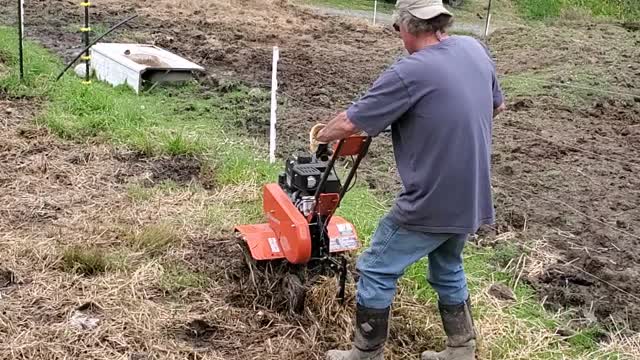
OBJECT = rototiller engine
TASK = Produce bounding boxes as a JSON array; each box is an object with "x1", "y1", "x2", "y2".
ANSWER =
[{"x1": 235, "y1": 134, "x2": 372, "y2": 309}]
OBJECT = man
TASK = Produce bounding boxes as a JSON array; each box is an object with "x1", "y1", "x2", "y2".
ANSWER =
[{"x1": 313, "y1": 1, "x2": 506, "y2": 359}]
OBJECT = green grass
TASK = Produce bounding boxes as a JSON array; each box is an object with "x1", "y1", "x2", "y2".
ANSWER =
[
  {"x1": 128, "y1": 224, "x2": 180, "y2": 255},
  {"x1": 300, "y1": 0, "x2": 396, "y2": 13},
  {"x1": 126, "y1": 184, "x2": 154, "y2": 202},
  {"x1": 0, "y1": 26, "x2": 633, "y2": 359},
  {"x1": 62, "y1": 246, "x2": 110, "y2": 275},
  {"x1": 337, "y1": 186, "x2": 389, "y2": 240},
  {"x1": 159, "y1": 263, "x2": 209, "y2": 292},
  {"x1": 500, "y1": 69, "x2": 613, "y2": 106},
  {"x1": 162, "y1": 130, "x2": 206, "y2": 156},
  {"x1": 0, "y1": 27, "x2": 272, "y2": 182},
  {"x1": 514, "y1": 0, "x2": 640, "y2": 21}
]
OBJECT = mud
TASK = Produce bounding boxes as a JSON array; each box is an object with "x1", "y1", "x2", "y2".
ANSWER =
[{"x1": 2, "y1": 0, "x2": 640, "y2": 335}]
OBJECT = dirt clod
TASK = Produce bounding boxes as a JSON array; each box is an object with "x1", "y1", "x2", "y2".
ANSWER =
[
  {"x1": 0, "y1": 268, "x2": 15, "y2": 288},
  {"x1": 69, "y1": 302, "x2": 102, "y2": 331},
  {"x1": 488, "y1": 283, "x2": 516, "y2": 301},
  {"x1": 111, "y1": 151, "x2": 212, "y2": 188},
  {"x1": 184, "y1": 319, "x2": 216, "y2": 339}
]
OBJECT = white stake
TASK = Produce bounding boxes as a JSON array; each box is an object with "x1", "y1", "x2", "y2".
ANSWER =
[
  {"x1": 269, "y1": 46, "x2": 280, "y2": 164},
  {"x1": 484, "y1": 0, "x2": 493, "y2": 39},
  {"x1": 20, "y1": 0, "x2": 24, "y2": 35},
  {"x1": 373, "y1": 0, "x2": 377, "y2": 25}
]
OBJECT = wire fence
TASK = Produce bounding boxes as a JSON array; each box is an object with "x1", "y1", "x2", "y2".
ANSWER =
[
  {"x1": 279, "y1": 60, "x2": 640, "y2": 169},
  {"x1": 501, "y1": 75, "x2": 640, "y2": 100},
  {"x1": 501, "y1": 125, "x2": 640, "y2": 169},
  {"x1": 273, "y1": 44, "x2": 640, "y2": 301}
]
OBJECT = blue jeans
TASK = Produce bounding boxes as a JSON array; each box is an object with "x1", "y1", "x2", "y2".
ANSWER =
[{"x1": 356, "y1": 216, "x2": 470, "y2": 309}]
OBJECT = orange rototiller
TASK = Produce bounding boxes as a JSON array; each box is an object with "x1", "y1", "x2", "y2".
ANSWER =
[{"x1": 235, "y1": 135, "x2": 372, "y2": 308}]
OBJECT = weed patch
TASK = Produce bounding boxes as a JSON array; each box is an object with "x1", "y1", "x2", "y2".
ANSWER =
[
  {"x1": 61, "y1": 246, "x2": 110, "y2": 276},
  {"x1": 126, "y1": 184, "x2": 154, "y2": 202},
  {"x1": 159, "y1": 263, "x2": 209, "y2": 292},
  {"x1": 301, "y1": 0, "x2": 395, "y2": 13},
  {"x1": 501, "y1": 69, "x2": 613, "y2": 106},
  {"x1": 129, "y1": 224, "x2": 179, "y2": 255},
  {"x1": 514, "y1": 0, "x2": 640, "y2": 21}
]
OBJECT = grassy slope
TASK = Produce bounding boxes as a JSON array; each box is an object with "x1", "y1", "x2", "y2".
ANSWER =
[
  {"x1": 302, "y1": 0, "x2": 640, "y2": 21},
  {"x1": 513, "y1": 0, "x2": 640, "y2": 21},
  {"x1": 299, "y1": 0, "x2": 396, "y2": 13},
  {"x1": 0, "y1": 27, "x2": 633, "y2": 359}
]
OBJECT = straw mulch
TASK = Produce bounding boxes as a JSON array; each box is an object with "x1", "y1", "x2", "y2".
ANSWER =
[{"x1": 0, "y1": 96, "x2": 444, "y2": 360}]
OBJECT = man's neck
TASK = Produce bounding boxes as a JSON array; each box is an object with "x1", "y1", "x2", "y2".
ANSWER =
[{"x1": 415, "y1": 32, "x2": 449, "y2": 51}]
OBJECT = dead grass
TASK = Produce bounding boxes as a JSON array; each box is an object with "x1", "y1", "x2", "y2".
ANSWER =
[
  {"x1": 2, "y1": 97, "x2": 589, "y2": 358},
  {"x1": 2, "y1": 83, "x2": 638, "y2": 360}
]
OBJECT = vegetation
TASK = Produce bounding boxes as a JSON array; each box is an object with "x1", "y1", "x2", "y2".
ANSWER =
[
  {"x1": 159, "y1": 263, "x2": 210, "y2": 292},
  {"x1": 513, "y1": 0, "x2": 640, "y2": 21},
  {"x1": 302, "y1": 0, "x2": 640, "y2": 21},
  {"x1": 128, "y1": 224, "x2": 180, "y2": 255},
  {"x1": 62, "y1": 246, "x2": 110, "y2": 275},
  {"x1": 0, "y1": 25, "x2": 633, "y2": 359},
  {"x1": 301, "y1": 0, "x2": 396, "y2": 13}
]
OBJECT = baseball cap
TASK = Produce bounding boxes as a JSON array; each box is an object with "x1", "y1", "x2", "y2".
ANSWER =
[{"x1": 395, "y1": 0, "x2": 452, "y2": 20}]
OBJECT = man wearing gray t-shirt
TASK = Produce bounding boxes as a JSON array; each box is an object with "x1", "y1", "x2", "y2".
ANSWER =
[{"x1": 315, "y1": 1, "x2": 505, "y2": 359}]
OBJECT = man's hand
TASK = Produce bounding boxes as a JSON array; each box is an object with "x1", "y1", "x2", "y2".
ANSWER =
[
  {"x1": 309, "y1": 123, "x2": 327, "y2": 153},
  {"x1": 316, "y1": 111, "x2": 360, "y2": 143},
  {"x1": 494, "y1": 102, "x2": 506, "y2": 118}
]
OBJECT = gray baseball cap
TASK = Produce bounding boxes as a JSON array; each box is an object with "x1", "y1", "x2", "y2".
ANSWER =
[{"x1": 396, "y1": 0, "x2": 452, "y2": 20}]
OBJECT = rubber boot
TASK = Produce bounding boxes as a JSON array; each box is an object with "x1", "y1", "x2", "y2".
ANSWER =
[
  {"x1": 326, "y1": 304, "x2": 390, "y2": 360},
  {"x1": 421, "y1": 298, "x2": 476, "y2": 360}
]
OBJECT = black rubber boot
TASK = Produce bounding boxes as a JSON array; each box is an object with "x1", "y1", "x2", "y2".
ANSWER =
[
  {"x1": 326, "y1": 304, "x2": 390, "y2": 360},
  {"x1": 421, "y1": 298, "x2": 476, "y2": 360}
]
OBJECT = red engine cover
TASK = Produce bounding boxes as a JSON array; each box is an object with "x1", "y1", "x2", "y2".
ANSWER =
[{"x1": 262, "y1": 183, "x2": 312, "y2": 264}]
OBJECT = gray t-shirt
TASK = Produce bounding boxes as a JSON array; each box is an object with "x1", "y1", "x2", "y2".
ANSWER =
[{"x1": 347, "y1": 35, "x2": 503, "y2": 234}]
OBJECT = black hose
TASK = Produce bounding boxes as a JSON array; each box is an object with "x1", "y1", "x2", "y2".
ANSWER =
[
  {"x1": 55, "y1": 14, "x2": 138, "y2": 81},
  {"x1": 83, "y1": 3, "x2": 90, "y2": 83}
]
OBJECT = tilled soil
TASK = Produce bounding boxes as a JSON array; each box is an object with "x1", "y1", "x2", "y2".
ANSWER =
[
  {"x1": 487, "y1": 23, "x2": 640, "y2": 332},
  {"x1": 1, "y1": 0, "x2": 640, "y2": 337},
  {"x1": 492, "y1": 96, "x2": 640, "y2": 331}
]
